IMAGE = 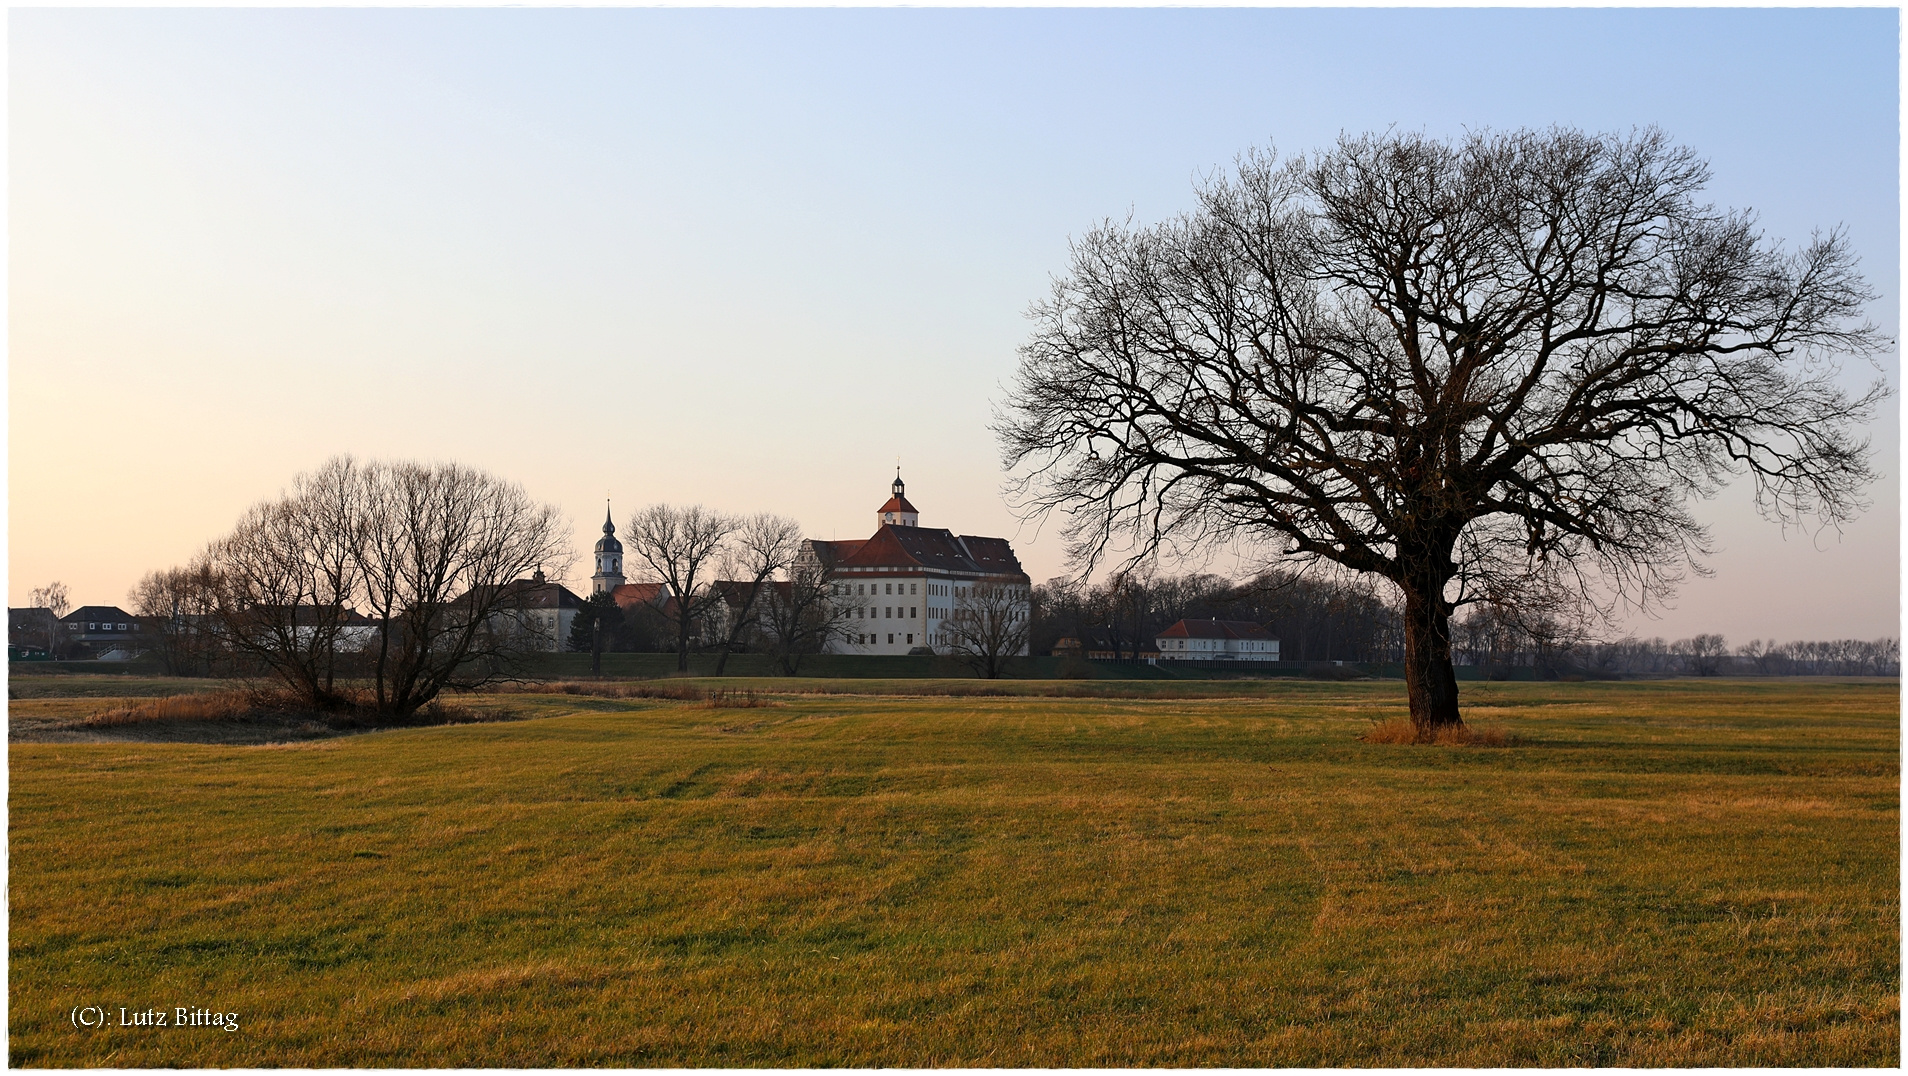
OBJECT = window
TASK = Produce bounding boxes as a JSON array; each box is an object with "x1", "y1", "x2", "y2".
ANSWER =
[
  {"x1": 88, "y1": 623, "x2": 97, "y2": 631},
  {"x1": 906, "y1": 634, "x2": 913, "y2": 644},
  {"x1": 884, "y1": 607, "x2": 891, "y2": 618},
  {"x1": 910, "y1": 583, "x2": 917, "y2": 595},
  {"x1": 856, "y1": 584, "x2": 864, "y2": 596},
  {"x1": 887, "y1": 634, "x2": 893, "y2": 644},
  {"x1": 885, "y1": 583, "x2": 892, "y2": 595},
  {"x1": 910, "y1": 607, "x2": 916, "y2": 618}
]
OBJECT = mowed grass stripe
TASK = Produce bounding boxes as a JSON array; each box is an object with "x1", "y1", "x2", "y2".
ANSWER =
[{"x1": 9, "y1": 679, "x2": 1898, "y2": 1065}]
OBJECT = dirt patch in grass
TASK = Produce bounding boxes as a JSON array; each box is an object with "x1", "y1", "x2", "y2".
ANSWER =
[
  {"x1": 10, "y1": 689, "x2": 525, "y2": 745},
  {"x1": 1360, "y1": 716, "x2": 1521, "y2": 746}
]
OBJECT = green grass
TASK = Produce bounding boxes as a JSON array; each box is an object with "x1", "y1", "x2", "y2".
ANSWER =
[
  {"x1": 8, "y1": 674, "x2": 240, "y2": 700},
  {"x1": 8, "y1": 678, "x2": 1898, "y2": 1065}
]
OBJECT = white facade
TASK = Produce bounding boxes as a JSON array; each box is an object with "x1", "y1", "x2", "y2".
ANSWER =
[{"x1": 814, "y1": 476, "x2": 1030, "y2": 657}]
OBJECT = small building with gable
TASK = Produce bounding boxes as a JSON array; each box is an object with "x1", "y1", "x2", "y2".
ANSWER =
[{"x1": 1156, "y1": 618, "x2": 1280, "y2": 662}]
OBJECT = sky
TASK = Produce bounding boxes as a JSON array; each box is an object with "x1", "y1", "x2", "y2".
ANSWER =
[{"x1": 9, "y1": 6, "x2": 1900, "y2": 642}]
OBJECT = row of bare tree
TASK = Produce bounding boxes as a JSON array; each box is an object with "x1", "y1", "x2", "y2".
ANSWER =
[
  {"x1": 1451, "y1": 605, "x2": 1901, "y2": 678},
  {"x1": 1026, "y1": 566, "x2": 1898, "y2": 680},
  {"x1": 1032, "y1": 568, "x2": 1401, "y2": 664}
]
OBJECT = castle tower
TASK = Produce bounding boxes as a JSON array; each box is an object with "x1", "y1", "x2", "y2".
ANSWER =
[
  {"x1": 878, "y1": 469, "x2": 919, "y2": 528},
  {"x1": 591, "y1": 502, "x2": 626, "y2": 596}
]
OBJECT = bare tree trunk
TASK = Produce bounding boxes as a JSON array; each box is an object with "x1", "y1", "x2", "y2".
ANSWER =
[{"x1": 1401, "y1": 587, "x2": 1461, "y2": 732}]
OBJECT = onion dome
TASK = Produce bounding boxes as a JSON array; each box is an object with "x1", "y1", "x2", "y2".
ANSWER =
[{"x1": 594, "y1": 503, "x2": 623, "y2": 554}]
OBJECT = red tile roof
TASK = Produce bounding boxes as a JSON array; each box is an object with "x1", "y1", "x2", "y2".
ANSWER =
[
  {"x1": 610, "y1": 582, "x2": 670, "y2": 609},
  {"x1": 832, "y1": 525, "x2": 1026, "y2": 579},
  {"x1": 877, "y1": 495, "x2": 919, "y2": 515},
  {"x1": 1156, "y1": 618, "x2": 1276, "y2": 641}
]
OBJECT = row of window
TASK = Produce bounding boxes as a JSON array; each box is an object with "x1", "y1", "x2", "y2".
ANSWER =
[
  {"x1": 68, "y1": 622, "x2": 134, "y2": 632},
  {"x1": 834, "y1": 581, "x2": 1022, "y2": 599},
  {"x1": 854, "y1": 633, "x2": 917, "y2": 646},
  {"x1": 1167, "y1": 639, "x2": 1271, "y2": 649},
  {"x1": 837, "y1": 581, "x2": 922, "y2": 597},
  {"x1": 852, "y1": 632, "x2": 966, "y2": 648},
  {"x1": 853, "y1": 606, "x2": 919, "y2": 620}
]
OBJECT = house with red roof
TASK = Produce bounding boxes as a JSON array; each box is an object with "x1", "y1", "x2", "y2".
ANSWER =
[
  {"x1": 1155, "y1": 618, "x2": 1280, "y2": 662},
  {"x1": 804, "y1": 472, "x2": 1030, "y2": 656}
]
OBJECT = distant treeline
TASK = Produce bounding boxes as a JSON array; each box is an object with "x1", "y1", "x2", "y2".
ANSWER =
[
  {"x1": 1030, "y1": 569, "x2": 1899, "y2": 678},
  {"x1": 1033, "y1": 569, "x2": 1406, "y2": 665}
]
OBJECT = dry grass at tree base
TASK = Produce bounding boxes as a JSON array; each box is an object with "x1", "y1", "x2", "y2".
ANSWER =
[
  {"x1": 1360, "y1": 716, "x2": 1519, "y2": 746},
  {"x1": 7, "y1": 678, "x2": 1898, "y2": 1066}
]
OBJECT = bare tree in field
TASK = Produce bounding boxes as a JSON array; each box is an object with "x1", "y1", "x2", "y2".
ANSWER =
[
  {"x1": 760, "y1": 560, "x2": 856, "y2": 675},
  {"x1": 999, "y1": 127, "x2": 1885, "y2": 732},
  {"x1": 710, "y1": 513, "x2": 805, "y2": 675},
  {"x1": 203, "y1": 456, "x2": 570, "y2": 715},
  {"x1": 942, "y1": 580, "x2": 1031, "y2": 679},
  {"x1": 625, "y1": 504, "x2": 738, "y2": 672},
  {"x1": 129, "y1": 564, "x2": 221, "y2": 676},
  {"x1": 26, "y1": 581, "x2": 69, "y2": 657}
]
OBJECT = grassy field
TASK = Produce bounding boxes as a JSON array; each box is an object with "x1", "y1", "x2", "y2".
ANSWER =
[{"x1": 8, "y1": 678, "x2": 1898, "y2": 1065}]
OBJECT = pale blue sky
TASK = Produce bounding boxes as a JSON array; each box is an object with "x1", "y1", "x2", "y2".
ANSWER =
[{"x1": 11, "y1": 7, "x2": 1899, "y2": 639}]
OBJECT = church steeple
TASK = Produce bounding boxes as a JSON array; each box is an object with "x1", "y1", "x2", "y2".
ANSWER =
[
  {"x1": 879, "y1": 470, "x2": 919, "y2": 528},
  {"x1": 592, "y1": 499, "x2": 626, "y2": 595}
]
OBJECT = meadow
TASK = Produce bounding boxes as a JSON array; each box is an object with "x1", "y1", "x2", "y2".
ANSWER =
[{"x1": 7, "y1": 676, "x2": 1898, "y2": 1066}]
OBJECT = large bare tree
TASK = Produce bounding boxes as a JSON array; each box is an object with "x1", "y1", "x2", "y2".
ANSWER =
[
  {"x1": 202, "y1": 456, "x2": 569, "y2": 715},
  {"x1": 999, "y1": 128, "x2": 1884, "y2": 731},
  {"x1": 624, "y1": 504, "x2": 738, "y2": 672}
]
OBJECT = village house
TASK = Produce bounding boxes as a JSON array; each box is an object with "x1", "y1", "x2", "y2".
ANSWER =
[
  {"x1": 1155, "y1": 618, "x2": 1280, "y2": 662},
  {"x1": 457, "y1": 569, "x2": 588, "y2": 653},
  {"x1": 56, "y1": 605, "x2": 147, "y2": 659}
]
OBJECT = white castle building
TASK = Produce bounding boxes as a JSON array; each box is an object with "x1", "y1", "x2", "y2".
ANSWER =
[{"x1": 805, "y1": 473, "x2": 1031, "y2": 656}]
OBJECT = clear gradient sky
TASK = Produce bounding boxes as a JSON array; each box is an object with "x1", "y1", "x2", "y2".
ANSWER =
[{"x1": 10, "y1": 7, "x2": 1899, "y2": 641}]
